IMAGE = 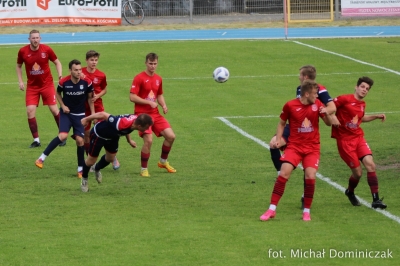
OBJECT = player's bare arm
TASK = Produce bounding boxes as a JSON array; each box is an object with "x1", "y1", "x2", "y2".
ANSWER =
[
  {"x1": 362, "y1": 114, "x2": 386, "y2": 122},
  {"x1": 274, "y1": 119, "x2": 286, "y2": 149},
  {"x1": 92, "y1": 87, "x2": 107, "y2": 102},
  {"x1": 88, "y1": 92, "x2": 95, "y2": 116},
  {"x1": 125, "y1": 134, "x2": 137, "y2": 148},
  {"x1": 325, "y1": 101, "x2": 336, "y2": 115},
  {"x1": 81, "y1": 111, "x2": 110, "y2": 126},
  {"x1": 53, "y1": 59, "x2": 63, "y2": 80},
  {"x1": 16, "y1": 64, "x2": 25, "y2": 91},
  {"x1": 130, "y1": 93, "x2": 158, "y2": 108},
  {"x1": 157, "y1": 95, "x2": 168, "y2": 114},
  {"x1": 56, "y1": 91, "x2": 69, "y2": 113}
]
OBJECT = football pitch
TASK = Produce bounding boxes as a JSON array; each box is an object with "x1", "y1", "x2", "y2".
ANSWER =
[{"x1": 1, "y1": 36, "x2": 400, "y2": 265}]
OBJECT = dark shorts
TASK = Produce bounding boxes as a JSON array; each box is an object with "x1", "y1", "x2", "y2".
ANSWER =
[
  {"x1": 87, "y1": 130, "x2": 119, "y2": 158},
  {"x1": 59, "y1": 111, "x2": 85, "y2": 138}
]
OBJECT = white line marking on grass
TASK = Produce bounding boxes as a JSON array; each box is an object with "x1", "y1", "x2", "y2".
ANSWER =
[
  {"x1": 216, "y1": 116, "x2": 400, "y2": 224},
  {"x1": 293, "y1": 41, "x2": 400, "y2": 76}
]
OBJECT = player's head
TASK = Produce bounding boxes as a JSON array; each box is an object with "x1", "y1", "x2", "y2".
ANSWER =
[
  {"x1": 28, "y1": 29, "x2": 41, "y2": 49},
  {"x1": 134, "y1": 113, "x2": 154, "y2": 132},
  {"x1": 301, "y1": 79, "x2": 319, "y2": 104},
  {"x1": 69, "y1": 59, "x2": 82, "y2": 80},
  {"x1": 299, "y1": 65, "x2": 317, "y2": 83},
  {"x1": 145, "y1": 53, "x2": 158, "y2": 75},
  {"x1": 355, "y1": 76, "x2": 374, "y2": 99},
  {"x1": 357, "y1": 76, "x2": 374, "y2": 88},
  {"x1": 86, "y1": 50, "x2": 100, "y2": 69}
]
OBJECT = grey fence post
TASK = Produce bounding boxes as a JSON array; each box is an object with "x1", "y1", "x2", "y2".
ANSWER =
[{"x1": 190, "y1": 0, "x2": 193, "y2": 22}]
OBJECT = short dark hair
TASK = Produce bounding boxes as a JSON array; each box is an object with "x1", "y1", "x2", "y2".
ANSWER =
[
  {"x1": 86, "y1": 50, "x2": 100, "y2": 60},
  {"x1": 69, "y1": 59, "x2": 81, "y2": 69},
  {"x1": 357, "y1": 76, "x2": 374, "y2": 88},
  {"x1": 146, "y1": 53, "x2": 158, "y2": 62},
  {"x1": 300, "y1": 65, "x2": 317, "y2": 80},
  {"x1": 300, "y1": 79, "x2": 318, "y2": 96},
  {"x1": 29, "y1": 29, "x2": 40, "y2": 36},
  {"x1": 135, "y1": 113, "x2": 153, "y2": 127}
]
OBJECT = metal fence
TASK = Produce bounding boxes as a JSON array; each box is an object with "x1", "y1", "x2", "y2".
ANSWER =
[{"x1": 135, "y1": 0, "x2": 285, "y2": 17}]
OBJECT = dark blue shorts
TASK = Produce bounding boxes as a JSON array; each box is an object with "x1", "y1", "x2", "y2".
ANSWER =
[
  {"x1": 282, "y1": 124, "x2": 290, "y2": 143},
  {"x1": 59, "y1": 111, "x2": 85, "y2": 138},
  {"x1": 88, "y1": 129, "x2": 119, "y2": 158}
]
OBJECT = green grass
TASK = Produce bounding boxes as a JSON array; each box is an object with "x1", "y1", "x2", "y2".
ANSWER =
[{"x1": 1, "y1": 37, "x2": 400, "y2": 265}]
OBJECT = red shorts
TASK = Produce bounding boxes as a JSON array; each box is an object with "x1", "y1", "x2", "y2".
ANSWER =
[
  {"x1": 280, "y1": 145, "x2": 320, "y2": 170},
  {"x1": 336, "y1": 136, "x2": 372, "y2": 168},
  {"x1": 26, "y1": 85, "x2": 56, "y2": 106},
  {"x1": 137, "y1": 113, "x2": 171, "y2": 138}
]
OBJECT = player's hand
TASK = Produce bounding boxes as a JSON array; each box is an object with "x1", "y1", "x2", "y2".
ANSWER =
[
  {"x1": 91, "y1": 93, "x2": 99, "y2": 102},
  {"x1": 80, "y1": 73, "x2": 86, "y2": 79},
  {"x1": 128, "y1": 140, "x2": 137, "y2": 148},
  {"x1": 62, "y1": 106, "x2": 70, "y2": 114},
  {"x1": 377, "y1": 114, "x2": 386, "y2": 122},
  {"x1": 319, "y1": 106, "x2": 327, "y2": 114},
  {"x1": 162, "y1": 105, "x2": 168, "y2": 114},
  {"x1": 19, "y1": 82, "x2": 25, "y2": 91},
  {"x1": 81, "y1": 118, "x2": 88, "y2": 127},
  {"x1": 149, "y1": 102, "x2": 158, "y2": 109}
]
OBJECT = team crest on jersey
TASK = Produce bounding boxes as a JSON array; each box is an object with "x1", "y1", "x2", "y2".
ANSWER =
[
  {"x1": 109, "y1": 117, "x2": 114, "y2": 122},
  {"x1": 298, "y1": 117, "x2": 314, "y2": 133},
  {"x1": 156, "y1": 80, "x2": 160, "y2": 86},
  {"x1": 41, "y1": 53, "x2": 46, "y2": 58},
  {"x1": 311, "y1": 104, "x2": 318, "y2": 111},
  {"x1": 80, "y1": 85, "x2": 84, "y2": 90},
  {"x1": 93, "y1": 77, "x2": 99, "y2": 84}
]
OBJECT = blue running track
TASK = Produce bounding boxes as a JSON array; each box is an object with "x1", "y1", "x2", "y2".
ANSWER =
[{"x1": 1, "y1": 26, "x2": 399, "y2": 45}]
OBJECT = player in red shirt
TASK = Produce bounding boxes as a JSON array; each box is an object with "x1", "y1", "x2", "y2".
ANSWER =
[
  {"x1": 81, "y1": 50, "x2": 120, "y2": 170},
  {"x1": 16, "y1": 29, "x2": 64, "y2": 148},
  {"x1": 331, "y1": 77, "x2": 387, "y2": 209},
  {"x1": 260, "y1": 80, "x2": 333, "y2": 222},
  {"x1": 129, "y1": 53, "x2": 176, "y2": 177}
]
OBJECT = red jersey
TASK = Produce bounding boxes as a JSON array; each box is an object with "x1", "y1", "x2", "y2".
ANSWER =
[
  {"x1": 280, "y1": 98, "x2": 325, "y2": 149},
  {"x1": 17, "y1": 44, "x2": 58, "y2": 88},
  {"x1": 130, "y1": 71, "x2": 163, "y2": 115},
  {"x1": 82, "y1": 67, "x2": 107, "y2": 111},
  {"x1": 331, "y1": 94, "x2": 365, "y2": 141}
]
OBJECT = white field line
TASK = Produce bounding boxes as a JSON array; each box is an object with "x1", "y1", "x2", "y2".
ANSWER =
[
  {"x1": 0, "y1": 71, "x2": 390, "y2": 86},
  {"x1": 216, "y1": 116, "x2": 400, "y2": 224},
  {"x1": 293, "y1": 41, "x2": 400, "y2": 76}
]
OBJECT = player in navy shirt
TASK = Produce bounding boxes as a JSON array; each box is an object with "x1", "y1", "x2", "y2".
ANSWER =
[
  {"x1": 35, "y1": 59, "x2": 94, "y2": 178},
  {"x1": 79, "y1": 111, "x2": 153, "y2": 192}
]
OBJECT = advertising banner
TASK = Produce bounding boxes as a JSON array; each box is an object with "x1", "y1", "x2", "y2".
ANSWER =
[
  {"x1": 0, "y1": 0, "x2": 121, "y2": 26},
  {"x1": 341, "y1": 0, "x2": 400, "y2": 16}
]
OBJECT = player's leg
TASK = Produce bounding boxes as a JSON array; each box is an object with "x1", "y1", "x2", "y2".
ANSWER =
[
  {"x1": 359, "y1": 140, "x2": 387, "y2": 209},
  {"x1": 81, "y1": 130, "x2": 102, "y2": 192},
  {"x1": 42, "y1": 87, "x2": 66, "y2": 146},
  {"x1": 154, "y1": 115, "x2": 176, "y2": 173},
  {"x1": 71, "y1": 115, "x2": 85, "y2": 178},
  {"x1": 269, "y1": 124, "x2": 289, "y2": 174},
  {"x1": 260, "y1": 148, "x2": 299, "y2": 221},
  {"x1": 140, "y1": 130, "x2": 153, "y2": 177},
  {"x1": 35, "y1": 112, "x2": 70, "y2": 168},
  {"x1": 301, "y1": 150, "x2": 320, "y2": 221},
  {"x1": 337, "y1": 139, "x2": 362, "y2": 206},
  {"x1": 25, "y1": 87, "x2": 41, "y2": 147},
  {"x1": 158, "y1": 127, "x2": 176, "y2": 173}
]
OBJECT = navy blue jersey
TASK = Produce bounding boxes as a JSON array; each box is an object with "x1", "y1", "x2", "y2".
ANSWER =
[
  {"x1": 58, "y1": 76, "x2": 93, "y2": 114},
  {"x1": 296, "y1": 83, "x2": 332, "y2": 105},
  {"x1": 93, "y1": 114, "x2": 138, "y2": 140}
]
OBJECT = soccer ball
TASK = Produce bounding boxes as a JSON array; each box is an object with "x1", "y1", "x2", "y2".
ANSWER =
[{"x1": 213, "y1": 67, "x2": 229, "y2": 83}]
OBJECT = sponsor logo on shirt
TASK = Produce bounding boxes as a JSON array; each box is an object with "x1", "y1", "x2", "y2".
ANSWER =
[
  {"x1": 145, "y1": 90, "x2": 156, "y2": 102},
  {"x1": 66, "y1": 91, "x2": 85, "y2": 96},
  {"x1": 346, "y1": 115, "x2": 359, "y2": 129},
  {"x1": 298, "y1": 117, "x2": 314, "y2": 133},
  {"x1": 30, "y1": 62, "x2": 44, "y2": 75}
]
